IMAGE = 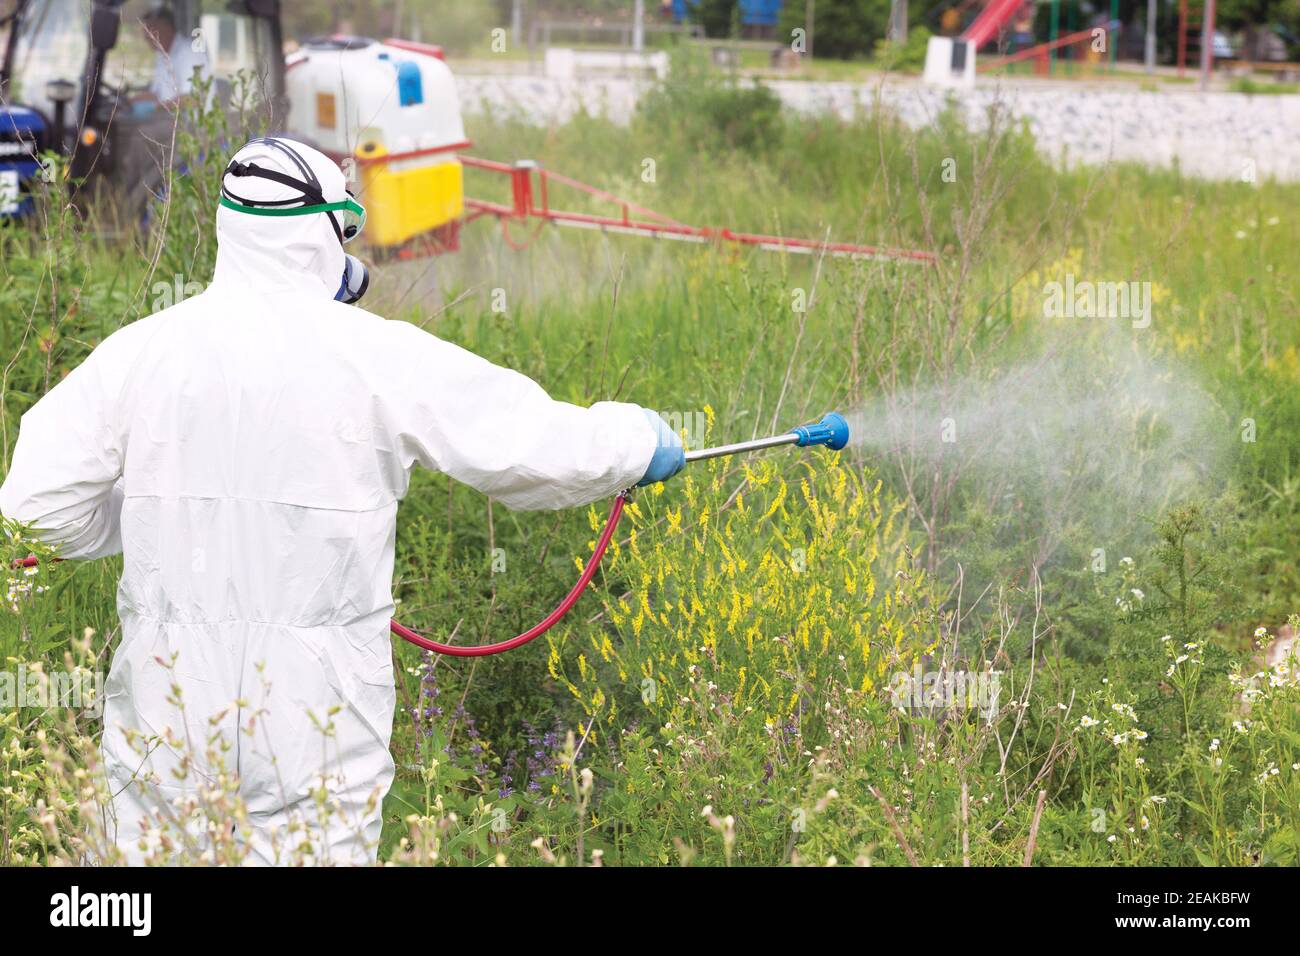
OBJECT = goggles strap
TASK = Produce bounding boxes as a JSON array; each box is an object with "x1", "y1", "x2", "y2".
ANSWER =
[{"x1": 221, "y1": 159, "x2": 345, "y2": 244}]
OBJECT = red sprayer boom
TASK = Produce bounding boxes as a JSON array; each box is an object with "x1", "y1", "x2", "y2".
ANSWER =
[{"x1": 458, "y1": 157, "x2": 937, "y2": 264}]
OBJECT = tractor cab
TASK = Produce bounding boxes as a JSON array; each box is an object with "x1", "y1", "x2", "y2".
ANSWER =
[{"x1": 0, "y1": 0, "x2": 284, "y2": 221}]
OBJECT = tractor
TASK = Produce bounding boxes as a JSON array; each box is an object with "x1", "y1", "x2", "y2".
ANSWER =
[{"x1": 1, "y1": 0, "x2": 285, "y2": 219}]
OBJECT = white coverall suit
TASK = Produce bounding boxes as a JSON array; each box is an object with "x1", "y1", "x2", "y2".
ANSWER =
[{"x1": 0, "y1": 140, "x2": 657, "y2": 864}]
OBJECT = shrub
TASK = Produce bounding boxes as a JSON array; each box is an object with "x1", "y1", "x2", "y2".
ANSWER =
[
  {"x1": 778, "y1": 0, "x2": 894, "y2": 60},
  {"x1": 636, "y1": 53, "x2": 785, "y2": 153},
  {"x1": 874, "y1": 25, "x2": 933, "y2": 72}
]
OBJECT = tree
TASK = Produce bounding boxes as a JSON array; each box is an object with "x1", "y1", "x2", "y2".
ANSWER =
[
  {"x1": 779, "y1": 0, "x2": 896, "y2": 59},
  {"x1": 693, "y1": 0, "x2": 740, "y2": 37}
]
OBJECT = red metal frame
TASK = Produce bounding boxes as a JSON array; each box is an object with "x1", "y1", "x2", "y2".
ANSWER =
[
  {"x1": 1177, "y1": 0, "x2": 1201, "y2": 78},
  {"x1": 354, "y1": 140, "x2": 473, "y2": 166},
  {"x1": 961, "y1": 0, "x2": 1025, "y2": 49},
  {"x1": 382, "y1": 38, "x2": 446, "y2": 61},
  {"x1": 978, "y1": 23, "x2": 1115, "y2": 72},
  {"x1": 458, "y1": 156, "x2": 936, "y2": 263}
]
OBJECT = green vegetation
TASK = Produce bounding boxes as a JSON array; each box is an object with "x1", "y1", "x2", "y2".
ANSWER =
[
  {"x1": 1230, "y1": 76, "x2": 1300, "y2": 94},
  {"x1": 2, "y1": 70, "x2": 1298, "y2": 865}
]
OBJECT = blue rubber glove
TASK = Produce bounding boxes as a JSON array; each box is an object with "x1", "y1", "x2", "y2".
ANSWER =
[{"x1": 636, "y1": 408, "x2": 686, "y2": 487}]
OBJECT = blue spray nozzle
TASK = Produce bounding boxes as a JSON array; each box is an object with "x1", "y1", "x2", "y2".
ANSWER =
[{"x1": 792, "y1": 412, "x2": 850, "y2": 451}]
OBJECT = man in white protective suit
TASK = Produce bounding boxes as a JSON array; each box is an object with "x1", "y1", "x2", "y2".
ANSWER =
[{"x1": 0, "y1": 137, "x2": 684, "y2": 865}]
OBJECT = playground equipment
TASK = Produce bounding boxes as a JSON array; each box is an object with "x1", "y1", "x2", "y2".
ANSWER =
[
  {"x1": 977, "y1": 21, "x2": 1118, "y2": 75},
  {"x1": 1180, "y1": 0, "x2": 1227, "y2": 89},
  {"x1": 1179, "y1": 0, "x2": 1203, "y2": 77},
  {"x1": 962, "y1": 0, "x2": 1025, "y2": 48},
  {"x1": 925, "y1": 0, "x2": 1027, "y2": 86},
  {"x1": 924, "y1": 0, "x2": 1122, "y2": 85}
]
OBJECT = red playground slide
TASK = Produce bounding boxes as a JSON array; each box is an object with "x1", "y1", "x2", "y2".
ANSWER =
[{"x1": 960, "y1": 0, "x2": 1025, "y2": 48}]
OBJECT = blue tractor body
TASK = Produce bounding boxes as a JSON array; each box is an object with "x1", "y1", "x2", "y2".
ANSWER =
[{"x1": 0, "y1": 105, "x2": 46, "y2": 219}]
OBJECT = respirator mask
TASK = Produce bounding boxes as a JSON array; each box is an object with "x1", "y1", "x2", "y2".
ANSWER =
[
  {"x1": 336, "y1": 254, "x2": 369, "y2": 304},
  {"x1": 218, "y1": 137, "x2": 370, "y2": 304}
]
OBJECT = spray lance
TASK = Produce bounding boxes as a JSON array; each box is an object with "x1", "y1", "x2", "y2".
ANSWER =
[{"x1": 14, "y1": 413, "x2": 849, "y2": 657}]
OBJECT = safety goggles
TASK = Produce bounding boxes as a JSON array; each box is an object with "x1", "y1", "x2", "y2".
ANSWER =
[
  {"x1": 219, "y1": 192, "x2": 366, "y2": 243},
  {"x1": 219, "y1": 138, "x2": 366, "y2": 244}
]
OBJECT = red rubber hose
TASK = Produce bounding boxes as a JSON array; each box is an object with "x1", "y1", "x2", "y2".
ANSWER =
[
  {"x1": 392, "y1": 491, "x2": 628, "y2": 656},
  {"x1": 11, "y1": 491, "x2": 630, "y2": 658}
]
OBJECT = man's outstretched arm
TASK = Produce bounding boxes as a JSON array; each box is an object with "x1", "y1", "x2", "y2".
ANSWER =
[{"x1": 385, "y1": 323, "x2": 674, "y2": 511}]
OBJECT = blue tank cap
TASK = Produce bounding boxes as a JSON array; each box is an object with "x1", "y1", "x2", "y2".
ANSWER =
[{"x1": 395, "y1": 60, "x2": 424, "y2": 107}]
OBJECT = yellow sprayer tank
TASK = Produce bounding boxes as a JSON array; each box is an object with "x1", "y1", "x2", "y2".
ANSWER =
[{"x1": 285, "y1": 37, "x2": 467, "y2": 248}]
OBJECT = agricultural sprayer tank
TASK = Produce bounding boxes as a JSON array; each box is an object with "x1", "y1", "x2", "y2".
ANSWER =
[{"x1": 284, "y1": 36, "x2": 468, "y2": 251}]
